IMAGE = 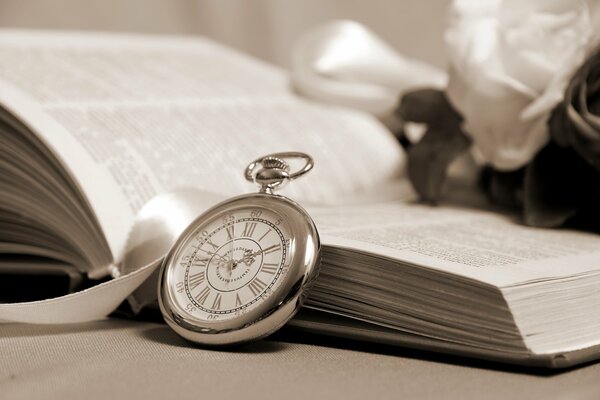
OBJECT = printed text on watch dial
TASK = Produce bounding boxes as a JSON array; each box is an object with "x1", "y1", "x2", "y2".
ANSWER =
[{"x1": 173, "y1": 208, "x2": 290, "y2": 320}]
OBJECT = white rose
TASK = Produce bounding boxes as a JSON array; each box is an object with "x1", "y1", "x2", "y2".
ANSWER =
[{"x1": 445, "y1": 0, "x2": 600, "y2": 170}]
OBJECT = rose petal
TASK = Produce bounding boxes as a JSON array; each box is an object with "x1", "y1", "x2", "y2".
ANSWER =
[
  {"x1": 446, "y1": 0, "x2": 599, "y2": 171},
  {"x1": 568, "y1": 81, "x2": 600, "y2": 141},
  {"x1": 447, "y1": 68, "x2": 549, "y2": 170}
]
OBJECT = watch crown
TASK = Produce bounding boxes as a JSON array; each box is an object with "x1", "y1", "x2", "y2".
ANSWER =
[
  {"x1": 254, "y1": 166, "x2": 290, "y2": 193},
  {"x1": 261, "y1": 156, "x2": 290, "y2": 172}
]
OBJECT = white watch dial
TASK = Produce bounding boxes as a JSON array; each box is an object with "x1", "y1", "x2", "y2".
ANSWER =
[
  {"x1": 159, "y1": 153, "x2": 320, "y2": 345},
  {"x1": 170, "y1": 207, "x2": 290, "y2": 321}
]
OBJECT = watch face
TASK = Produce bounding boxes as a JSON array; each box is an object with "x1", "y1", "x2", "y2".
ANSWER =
[
  {"x1": 159, "y1": 153, "x2": 320, "y2": 345},
  {"x1": 167, "y1": 206, "x2": 292, "y2": 322}
]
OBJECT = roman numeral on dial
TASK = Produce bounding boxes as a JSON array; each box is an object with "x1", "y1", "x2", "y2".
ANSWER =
[
  {"x1": 211, "y1": 293, "x2": 222, "y2": 310},
  {"x1": 226, "y1": 224, "x2": 234, "y2": 240},
  {"x1": 258, "y1": 229, "x2": 271, "y2": 242},
  {"x1": 195, "y1": 286, "x2": 211, "y2": 305},
  {"x1": 247, "y1": 277, "x2": 267, "y2": 297},
  {"x1": 188, "y1": 271, "x2": 205, "y2": 290},
  {"x1": 192, "y1": 257, "x2": 208, "y2": 267},
  {"x1": 235, "y1": 293, "x2": 243, "y2": 307},
  {"x1": 262, "y1": 244, "x2": 281, "y2": 255},
  {"x1": 261, "y1": 263, "x2": 278, "y2": 275},
  {"x1": 242, "y1": 222, "x2": 257, "y2": 238},
  {"x1": 205, "y1": 239, "x2": 219, "y2": 251}
]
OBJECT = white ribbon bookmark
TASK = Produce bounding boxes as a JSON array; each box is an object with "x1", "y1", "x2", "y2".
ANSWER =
[
  {"x1": 0, "y1": 260, "x2": 160, "y2": 324},
  {"x1": 0, "y1": 21, "x2": 445, "y2": 325},
  {"x1": 290, "y1": 20, "x2": 447, "y2": 115}
]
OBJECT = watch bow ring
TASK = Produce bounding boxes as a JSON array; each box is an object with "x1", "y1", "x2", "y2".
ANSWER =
[{"x1": 244, "y1": 152, "x2": 314, "y2": 194}]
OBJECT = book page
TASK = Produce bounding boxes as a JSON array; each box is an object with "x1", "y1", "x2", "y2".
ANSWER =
[
  {"x1": 311, "y1": 202, "x2": 600, "y2": 287},
  {"x1": 0, "y1": 30, "x2": 405, "y2": 266}
]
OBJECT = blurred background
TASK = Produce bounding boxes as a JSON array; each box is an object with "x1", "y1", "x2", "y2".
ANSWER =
[{"x1": 0, "y1": 0, "x2": 450, "y2": 69}]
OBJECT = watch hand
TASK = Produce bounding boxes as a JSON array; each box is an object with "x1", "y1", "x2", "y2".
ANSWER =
[
  {"x1": 226, "y1": 259, "x2": 235, "y2": 279},
  {"x1": 232, "y1": 243, "x2": 280, "y2": 266},
  {"x1": 252, "y1": 244, "x2": 280, "y2": 258},
  {"x1": 228, "y1": 221, "x2": 236, "y2": 278},
  {"x1": 204, "y1": 251, "x2": 227, "y2": 262}
]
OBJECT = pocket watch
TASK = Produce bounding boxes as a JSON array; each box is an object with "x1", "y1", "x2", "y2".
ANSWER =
[{"x1": 157, "y1": 152, "x2": 321, "y2": 346}]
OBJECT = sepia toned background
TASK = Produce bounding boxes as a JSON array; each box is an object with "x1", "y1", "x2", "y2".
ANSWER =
[
  {"x1": 3, "y1": 2, "x2": 600, "y2": 399},
  {"x1": 0, "y1": 0, "x2": 450, "y2": 69}
]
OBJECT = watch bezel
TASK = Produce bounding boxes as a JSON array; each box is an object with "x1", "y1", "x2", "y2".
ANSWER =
[{"x1": 157, "y1": 192, "x2": 320, "y2": 346}]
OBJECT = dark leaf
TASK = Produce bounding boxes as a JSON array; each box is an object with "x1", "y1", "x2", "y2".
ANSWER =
[
  {"x1": 407, "y1": 126, "x2": 471, "y2": 203},
  {"x1": 398, "y1": 88, "x2": 470, "y2": 203},
  {"x1": 397, "y1": 89, "x2": 463, "y2": 128}
]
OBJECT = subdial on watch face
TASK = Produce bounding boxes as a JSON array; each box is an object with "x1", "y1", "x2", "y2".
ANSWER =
[{"x1": 171, "y1": 208, "x2": 290, "y2": 321}]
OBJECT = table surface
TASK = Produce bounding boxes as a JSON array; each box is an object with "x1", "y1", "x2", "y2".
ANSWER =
[{"x1": 2, "y1": 318, "x2": 600, "y2": 400}]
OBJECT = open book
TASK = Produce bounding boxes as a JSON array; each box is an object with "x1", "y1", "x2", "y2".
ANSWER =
[{"x1": 1, "y1": 30, "x2": 600, "y2": 369}]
